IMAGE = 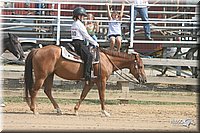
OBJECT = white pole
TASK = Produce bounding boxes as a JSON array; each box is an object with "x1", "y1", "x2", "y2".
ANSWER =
[
  {"x1": 56, "y1": 2, "x2": 61, "y2": 45},
  {"x1": 129, "y1": 3, "x2": 134, "y2": 49}
]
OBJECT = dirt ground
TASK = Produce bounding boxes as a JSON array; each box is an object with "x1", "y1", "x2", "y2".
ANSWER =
[{"x1": 1, "y1": 90, "x2": 198, "y2": 132}]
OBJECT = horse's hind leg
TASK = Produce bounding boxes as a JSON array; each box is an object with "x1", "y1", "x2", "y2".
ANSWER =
[
  {"x1": 30, "y1": 79, "x2": 45, "y2": 115},
  {"x1": 44, "y1": 74, "x2": 62, "y2": 115},
  {"x1": 74, "y1": 82, "x2": 94, "y2": 115}
]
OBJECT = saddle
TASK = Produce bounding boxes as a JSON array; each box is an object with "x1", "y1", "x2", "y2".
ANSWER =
[{"x1": 61, "y1": 43, "x2": 99, "y2": 64}]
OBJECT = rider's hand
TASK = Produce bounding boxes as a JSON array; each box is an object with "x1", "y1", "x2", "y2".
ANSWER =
[{"x1": 96, "y1": 43, "x2": 99, "y2": 47}]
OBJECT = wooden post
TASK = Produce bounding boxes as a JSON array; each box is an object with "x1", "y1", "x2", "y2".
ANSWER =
[{"x1": 117, "y1": 81, "x2": 129, "y2": 104}]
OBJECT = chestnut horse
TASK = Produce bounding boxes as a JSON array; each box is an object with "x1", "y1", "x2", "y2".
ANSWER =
[{"x1": 24, "y1": 45, "x2": 147, "y2": 116}]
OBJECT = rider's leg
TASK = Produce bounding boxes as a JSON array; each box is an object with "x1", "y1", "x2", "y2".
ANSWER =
[{"x1": 81, "y1": 45, "x2": 93, "y2": 84}]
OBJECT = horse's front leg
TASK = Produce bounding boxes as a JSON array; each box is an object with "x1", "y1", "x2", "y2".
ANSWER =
[
  {"x1": 97, "y1": 79, "x2": 110, "y2": 117},
  {"x1": 74, "y1": 82, "x2": 94, "y2": 116}
]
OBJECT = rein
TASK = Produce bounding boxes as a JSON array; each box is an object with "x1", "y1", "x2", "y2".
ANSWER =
[
  {"x1": 97, "y1": 48, "x2": 102, "y2": 88},
  {"x1": 100, "y1": 49, "x2": 139, "y2": 84}
]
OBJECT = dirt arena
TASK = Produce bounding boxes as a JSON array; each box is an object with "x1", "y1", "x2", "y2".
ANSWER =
[{"x1": 1, "y1": 89, "x2": 198, "y2": 132}]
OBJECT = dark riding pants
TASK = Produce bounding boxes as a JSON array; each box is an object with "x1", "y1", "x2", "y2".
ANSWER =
[{"x1": 72, "y1": 39, "x2": 93, "y2": 81}]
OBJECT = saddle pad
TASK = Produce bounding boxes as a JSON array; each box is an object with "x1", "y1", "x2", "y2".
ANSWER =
[
  {"x1": 61, "y1": 46, "x2": 99, "y2": 64},
  {"x1": 61, "y1": 46, "x2": 83, "y2": 63}
]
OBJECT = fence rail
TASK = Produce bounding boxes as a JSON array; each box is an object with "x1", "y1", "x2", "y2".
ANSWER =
[{"x1": 1, "y1": 0, "x2": 199, "y2": 85}]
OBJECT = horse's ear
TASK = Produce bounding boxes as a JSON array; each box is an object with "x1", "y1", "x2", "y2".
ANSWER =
[
  {"x1": 8, "y1": 33, "x2": 15, "y2": 39},
  {"x1": 135, "y1": 53, "x2": 140, "y2": 61},
  {"x1": 8, "y1": 32, "x2": 11, "y2": 37}
]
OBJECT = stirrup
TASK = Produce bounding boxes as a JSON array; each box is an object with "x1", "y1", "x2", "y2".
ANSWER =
[
  {"x1": 91, "y1": 70, "x2": 97, "y2": 79},
  {"x1": 85, "y1": 80, "x2": 89, "y2": 85},
  {"x1": 91, "y1": 75, "x2": 97, "y2": 79}
]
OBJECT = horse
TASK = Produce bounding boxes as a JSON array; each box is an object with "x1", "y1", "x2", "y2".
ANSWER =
[
  {"x1": 1, "y1": 33, "x2": 25, "y2": 61},
  {"x1": 24, "y1": 45, "x2": 147, "y2": 116}
]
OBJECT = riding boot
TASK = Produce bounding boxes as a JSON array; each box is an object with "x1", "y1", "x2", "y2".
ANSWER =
[
  {"x1": 91, "y1": 69, "x2": 97, "y2": 79},
  {"x1": 85, "y1": 75, "x2": 90, "y2": 85}
]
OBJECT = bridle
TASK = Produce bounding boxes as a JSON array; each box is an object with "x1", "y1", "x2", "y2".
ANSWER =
[{"x1": 102, "y1": 50, "x2": 141, "y2": 84}]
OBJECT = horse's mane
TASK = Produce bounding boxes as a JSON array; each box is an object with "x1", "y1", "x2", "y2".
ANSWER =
[{"x1": 100, "y1": 48, "x2": 136, "y2": 59}]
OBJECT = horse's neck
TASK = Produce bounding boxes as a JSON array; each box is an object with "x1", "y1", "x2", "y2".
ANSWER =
[
  {"x1": 1, "y1": 39, "x2": 9, "y2": 54},
  {"x1": 1, "y1": 39, "x2": 7, "y2": 53},
  {"x1": 109, "y1": 56, "x2": 133, "y2": 70}
]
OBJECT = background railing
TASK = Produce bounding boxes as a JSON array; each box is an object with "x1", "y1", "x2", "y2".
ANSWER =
[
  {"x1": 0, "y1": 0, "x2": 199, "y2": 85},
  {"x1": 1, "y1": 1, "x2": 198, "y2": 45}
]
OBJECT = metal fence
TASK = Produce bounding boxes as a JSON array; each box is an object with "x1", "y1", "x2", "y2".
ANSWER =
[
  {"x1": 0, "y1": 0, "x2": 199, "y2": 84},
  {"x1": 1, "y1": 0, "x2": 198, "y2": 47}
]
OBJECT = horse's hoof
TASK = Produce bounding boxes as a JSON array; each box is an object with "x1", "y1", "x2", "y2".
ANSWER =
[
  {"x1": 56, "y1": 108, "x2": 63, "y2": 115},
  {"x1": 74, "y1": 110, "x2": 79, "y2": 116},
  {"x1": 31, "y1": 108, "x2": 39, "y2": 115},
  {"x1": 57, "y1": 111, "x2": 63, "y2": 115},
  {"x1": 0, "y1": 103, "x2": 5, "y2": 107},
  {"x1": 33, "y1": 111, "x2": 39, "y2": 115},
  {"x1": 101, "y1": 110, "x2": 111, "y2": 117}
]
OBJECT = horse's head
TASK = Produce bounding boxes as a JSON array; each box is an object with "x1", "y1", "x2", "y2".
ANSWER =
[
  {"x1": 130, "y1": 53, "x2": 147, "y2": 84},
  {"x1": 8, "y1": 33, "x2": 25, "y2": 60}
]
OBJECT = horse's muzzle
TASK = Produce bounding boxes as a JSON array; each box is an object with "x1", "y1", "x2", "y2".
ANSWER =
[{"x1": 138, "y1": 76, "x2": 147, "y2": 84}]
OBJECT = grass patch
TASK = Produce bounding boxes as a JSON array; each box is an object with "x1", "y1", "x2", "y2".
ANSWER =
[
  {"x1": 4, "y1": 96, "x2": 24, "y2": 103},
  {"x1": 3, "y1": 96, "x2": 196, "y2": 106},
  {"x1": 128, "y1": 100, "x2": 195, "y2": 105}
]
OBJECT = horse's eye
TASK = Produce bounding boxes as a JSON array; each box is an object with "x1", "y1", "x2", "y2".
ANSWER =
[{"x1": 137, "y1": 64, "x2": 143, "y2": 69}]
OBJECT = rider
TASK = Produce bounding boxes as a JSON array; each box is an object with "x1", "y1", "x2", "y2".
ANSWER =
[{"x1": 71, "y1": 7, "x2": 99, "y2": 85}]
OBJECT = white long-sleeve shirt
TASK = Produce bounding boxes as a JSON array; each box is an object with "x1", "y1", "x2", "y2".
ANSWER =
[{"x1": 71, "y1": 19, "x2": 99, "y2": 47}]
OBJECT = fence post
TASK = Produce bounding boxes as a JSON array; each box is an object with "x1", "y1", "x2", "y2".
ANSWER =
[
  {"x1": 129, "y1": 3, "x2": 134, "y2": 51},
  {"x1": 56, "y1": 2, "x2": 61, "y2": 45},
  {"x1": 117, "y1": 81, "x2": 129, "y2": 104}
]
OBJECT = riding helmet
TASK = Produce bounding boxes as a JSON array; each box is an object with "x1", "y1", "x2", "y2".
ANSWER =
[{"x1": 73, "y1": 7, "x2": 87, "y2": 17}]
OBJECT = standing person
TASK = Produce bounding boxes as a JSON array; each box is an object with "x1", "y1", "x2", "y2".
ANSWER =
[
  {"x1": 106, "y1": 2, "x2": 125, "y2": 52},
  {"x1": 85, "y1": 13, "x2": 99, "y2": 46},
  {"x1": 71, "y1": 7, "x2": 99, "y2": 85},
  {"x1": 35, "y1": 0, "x2": 44, "y2": 15},
  {"x1": 133, "y1": 0, "x2": 153, "y2": 40}
]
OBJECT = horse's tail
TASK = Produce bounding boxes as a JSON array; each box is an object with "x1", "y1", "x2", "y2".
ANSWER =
[{"x1": 24, "y1": 49, "x2": 35, "y2": 107}]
